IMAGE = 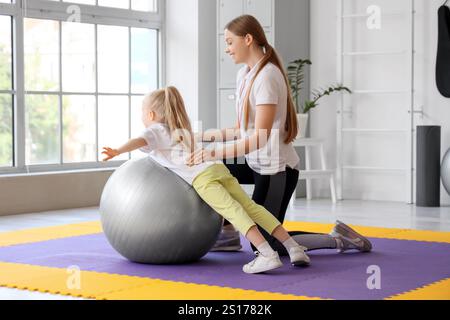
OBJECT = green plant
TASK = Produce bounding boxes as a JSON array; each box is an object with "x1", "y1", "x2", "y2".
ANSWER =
[
  {"x1": 304, "y1": 84, "x2": 352, "y2": 114},
  {"x1": 287, "y1": 58, "x2": 311, "y2": 113},
  {"x1": 287, "y1": 59, "x2": 352, "y2": 114}
]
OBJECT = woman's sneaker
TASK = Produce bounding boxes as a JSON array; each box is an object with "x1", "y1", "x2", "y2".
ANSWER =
[
  {"x1": 210, "y1": 229, "x2": 242, "y2": 252},
  {"x1": 288, "y1": 246, "x2": 311, "y2": 266},
  {"x1": 330, "y1": 220, "x2": 372, "y2": 253},
  {"x1": 243, "y1": 251, "x2": 283, "y2": 274}
]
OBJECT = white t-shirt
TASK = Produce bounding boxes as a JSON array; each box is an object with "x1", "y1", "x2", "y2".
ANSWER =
[
  {"x1": 139, "y1": 123, "x2": 222, "y2": 185},
  {"x1": 236, "y1": 60, "x2": 300, "y2": 174}
]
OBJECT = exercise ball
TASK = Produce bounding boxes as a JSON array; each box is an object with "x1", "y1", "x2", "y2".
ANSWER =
[
  {"x1": 442, "y1": 148, "x2": 450, "y2": 196},
  {"x1": 99, "y1": 157, "x2": 223, "y2": 264}
]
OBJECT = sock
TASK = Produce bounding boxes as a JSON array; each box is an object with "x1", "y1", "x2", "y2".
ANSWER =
[
  {"x1": 256, "y1": 241, "x2": 276, "y2": 257},
  {"x1": 282, "y1": 237, "x2": 302, "y2": 252},
  {"x1": 334, "y1": 237, "x2": 343, "y2": 250}
]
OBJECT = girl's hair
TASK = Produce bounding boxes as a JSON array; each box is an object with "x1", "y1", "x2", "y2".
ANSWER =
[
  {"x1": 225, "y1": 14, "x2": 298, "y2": 143},
  {"x1": 144, "y1": 86, "x2": 195, "y2": 151}
]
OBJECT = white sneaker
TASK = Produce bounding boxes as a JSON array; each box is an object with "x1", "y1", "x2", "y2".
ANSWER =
[
  {"x1": 288, "y1": 246, "x2": 310, "y2": 266},
  {"x1": 242, "y1": 252, "x2": 283, "y2": 274}
]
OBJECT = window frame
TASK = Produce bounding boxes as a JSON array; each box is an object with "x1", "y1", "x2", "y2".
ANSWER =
[{"x1": 0, "y1": 0, "x2": 165, "y2": 175}]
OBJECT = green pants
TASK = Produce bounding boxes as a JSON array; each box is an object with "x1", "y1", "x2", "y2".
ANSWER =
[{"x1": 192, "y1": 164, "x2": 281, "y2": 236}]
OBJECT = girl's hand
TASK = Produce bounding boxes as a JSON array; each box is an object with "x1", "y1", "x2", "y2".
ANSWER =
[
  {"x1": 102, "y1": 147, "x2": 120, "y2": 161},
  {"x1": 186, "y1": 148, "x2": 217, "y2": 167}
]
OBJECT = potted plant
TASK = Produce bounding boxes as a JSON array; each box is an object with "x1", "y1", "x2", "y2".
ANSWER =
[{"x1": 287, "y1": 59, "x2": 352, "y2": 138}]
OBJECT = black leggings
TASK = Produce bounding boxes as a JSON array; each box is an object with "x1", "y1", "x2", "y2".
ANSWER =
[{"x1": 223, "y1": 158, "x2": 327, "y2": 256}]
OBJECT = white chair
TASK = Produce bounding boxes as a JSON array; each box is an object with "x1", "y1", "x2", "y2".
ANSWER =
[{"x1": 292, "y1": 138, "x2": 337, "y2": 203}]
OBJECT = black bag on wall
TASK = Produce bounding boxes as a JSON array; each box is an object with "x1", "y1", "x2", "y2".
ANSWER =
[{"x1": 436, "y1": 5, "x2": 450, "y2": 98}]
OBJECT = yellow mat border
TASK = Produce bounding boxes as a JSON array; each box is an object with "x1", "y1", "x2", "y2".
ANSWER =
[
  {"x1": 0, "y1": 221, "x2": 103, "y2": 248},
  {"x1": 385, "y1": 278, "x2": 450, "y2": 300},
  {"x1": 0, "y1": 262, "x2": 324, "y2": 300},
  {"x1": 1, "y1": 220, "x2": 449, "y2": 248},
  {"x1": 283, "y1": 221, "x2": 450, "y2": 243}
]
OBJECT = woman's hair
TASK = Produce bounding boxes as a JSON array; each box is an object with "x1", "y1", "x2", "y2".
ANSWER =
[
  {"x1": 225, "y1": 14, "x2": 298, "y2": 143},
  {"x1": 143, "y1": 86, "x2": 195, "y2": 151}
]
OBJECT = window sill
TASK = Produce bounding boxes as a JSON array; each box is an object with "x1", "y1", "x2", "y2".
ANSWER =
[
  {"x1": 0, "y1": 165, "x2": 120, "y2": 179},
  {"x1": 0, "y1": 161, "x2": 126, "y2": 179}
]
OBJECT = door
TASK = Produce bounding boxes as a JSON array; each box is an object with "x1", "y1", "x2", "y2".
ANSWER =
[
  {"x1": 219, "y1": 34, "x2": 243, "y2": 88},
  {"x1": 219, "y1": 89, "x2": 238, "y2": 129},
  {"x1": 219, "y1": 0, "x2": 244, "y2": 30},
  {"x1": 245, "y1": 0, "x2": 272, "y2": 28}
]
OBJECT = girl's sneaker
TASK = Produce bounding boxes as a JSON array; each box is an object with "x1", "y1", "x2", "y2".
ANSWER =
[{"x1": 243, "y1": 251, "x2": 283, "y2": 274}]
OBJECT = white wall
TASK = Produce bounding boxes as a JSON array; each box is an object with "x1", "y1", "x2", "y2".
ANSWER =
[
  {"x1": 165, "y1": 0, "x2": 217, "y2": 130},
  {"x1": 310, "y1": 0, "x2": 450, "y2": 205},
  {"x1": 198, "y1": 0, "x2": 218, "y2": 129},
  {"x1": 309, "y1": 0, "x2": 339, "y2": 201},
  {"x1": 165, "y1": 0, "x2": 199, "y2": 122}
]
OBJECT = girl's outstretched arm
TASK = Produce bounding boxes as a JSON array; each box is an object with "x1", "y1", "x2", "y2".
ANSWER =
[{"x1": 102, "y1": 138, "x2": 147, "y2": 161}]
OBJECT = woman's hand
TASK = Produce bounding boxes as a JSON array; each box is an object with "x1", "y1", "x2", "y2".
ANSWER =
[
  {"x1": 102, "y1": 147, "x2": 120, "y2": 161},
  {"x1": 186, "y1": 148, "x2": 217, "y2": 167}
]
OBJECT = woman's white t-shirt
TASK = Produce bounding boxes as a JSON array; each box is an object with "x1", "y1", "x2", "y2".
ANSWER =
[
  {"x1": 236, "y1": 60, "x2": 300, "y2": 174},
  {"x1": 139, "y1": 123, "x2": 221, "y2": 185}
]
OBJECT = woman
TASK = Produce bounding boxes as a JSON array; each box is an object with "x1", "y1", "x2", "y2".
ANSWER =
[{"x1": 187, "y1": 15, "x2": 372, "y2": 256}]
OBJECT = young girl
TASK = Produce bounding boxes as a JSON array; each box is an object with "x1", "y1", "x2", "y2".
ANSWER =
[{"x1": 102, "y1": 86, "x2": 310, "y2": 274}]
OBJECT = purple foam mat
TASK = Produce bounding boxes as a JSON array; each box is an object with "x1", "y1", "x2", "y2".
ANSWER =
[{"x1": 0, "y1": 233, "x2": 449, "y2": 300}]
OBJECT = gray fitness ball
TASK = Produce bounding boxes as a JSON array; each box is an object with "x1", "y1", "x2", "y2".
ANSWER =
[
  {"x1": 442, "y1": 148, "x2": 450, "y2": 196},
  {"x1": 100, "y1": 157, "x2": 223, "y2": 264}
]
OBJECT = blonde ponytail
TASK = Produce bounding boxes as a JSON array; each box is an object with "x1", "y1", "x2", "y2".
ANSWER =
[
  {"x1": 163, "y1": 87, "x2": 195, "y2": 152},
  {"x1": 145, "y1": 86, "x2": 195, "y2": 152}
]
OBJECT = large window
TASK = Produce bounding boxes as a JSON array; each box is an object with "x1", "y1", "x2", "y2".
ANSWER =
[
  {"x1": 0, "y1": 0, "x2": 162, "y2": 174},
  {"x1": 0, "y1": 15, "x2": 12, "y2": 168}
]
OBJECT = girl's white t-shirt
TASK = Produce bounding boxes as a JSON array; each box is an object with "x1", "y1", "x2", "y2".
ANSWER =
[
  {"x1": 236, "y1": 60, "x2": 300, "y2": 174},
  {"x1": 139, "y1": 123, "x2": 221, "y2": 185}
]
